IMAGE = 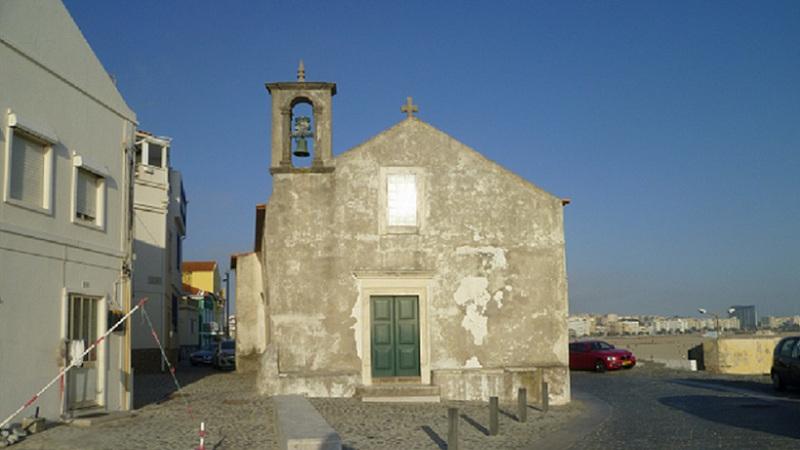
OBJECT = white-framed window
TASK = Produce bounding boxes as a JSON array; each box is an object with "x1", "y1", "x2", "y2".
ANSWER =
[
  {"x1": 379, "y1": 167, "x2": 425, "y2": 234},
  {"x1": 3, "y1": 112, "x2": 56, "y2": 214},
  {"x1": 67, "y1": 294, "x2": 101, "y2": 363},
  {"x1": 72, "y1": 155, "x2": 107, "y2": 229},
  {"x1": 133, "y1": 137, "x2": 168, "y2": 169}
]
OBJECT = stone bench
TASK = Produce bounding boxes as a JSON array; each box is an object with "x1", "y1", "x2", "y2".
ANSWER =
[{"x1": 273, "y1": 395, "x2": 341, "y2": 450}]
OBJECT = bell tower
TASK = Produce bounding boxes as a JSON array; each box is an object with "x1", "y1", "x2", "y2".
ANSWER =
[{"x1": 266, "y1": 61, "x2": 337, "y2": 173}]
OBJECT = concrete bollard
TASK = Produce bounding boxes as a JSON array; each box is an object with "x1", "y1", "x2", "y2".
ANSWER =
[
  {"x1": 489, "y1": 396, "x2": 499, "y2": 436},
  {"x1": 517, "y1": 388, "x2": 527, "y2": 423},
  {"x1": 541, "y1": 381, "x2": 549, "y2": 413},
  {"x1": 448, "y1": 407, "x2": 459, "y2": 450}
]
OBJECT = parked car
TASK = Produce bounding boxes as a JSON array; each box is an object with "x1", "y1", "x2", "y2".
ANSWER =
[
  {"x1": 771, "y1": 336, "x2": 800, "y2": 391},
  {"x1": 189, "y1": 344, "x2": 216, "y2": 366},
  {"x1": 214, "y1": 339, "x2": 236, "y2": 370},
  {"x1": 569, "y1": 340, "x2": 636, "y2": 372}
]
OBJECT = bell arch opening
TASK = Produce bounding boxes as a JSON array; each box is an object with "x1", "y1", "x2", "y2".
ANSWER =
[{"x1": 289, "y1": 97, "x2": 315, "y2": 168}]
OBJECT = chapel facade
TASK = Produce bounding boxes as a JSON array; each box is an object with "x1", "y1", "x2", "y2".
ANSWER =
[{"x1": 233, "y1": 64, "x2": 571, "y2": 404}]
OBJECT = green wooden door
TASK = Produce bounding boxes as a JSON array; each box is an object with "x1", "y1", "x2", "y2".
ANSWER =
[{"x1": 371, "y1": 296, "x2": 420, "y2": 378}]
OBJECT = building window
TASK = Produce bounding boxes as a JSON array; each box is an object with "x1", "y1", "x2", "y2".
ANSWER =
[
  {"x1": 68, "y1": 294, "x2": 100, "y2": 363},
  {"x1": 71, "y1": 156, "x2": 106, "y2": 229},
  {"x1": 148, "y1": 143, "x2": 163, "y2": 167},
  {"x1": 379, "y1": 167, "x2": 424, "y2": 234},
  {"x1": 4, "y1": 116, "x2": 54, "y2": 213},
  {"x1": 387, "y1": 174, "x2": 417, "y2": 227},
  {"x1": 75, "y1": 168, "x2": 100, "y2": 223}
]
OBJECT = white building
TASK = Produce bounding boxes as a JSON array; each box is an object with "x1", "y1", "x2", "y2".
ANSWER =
[
  {"x1": 0, "y1": 1, "x2": 136, "y2": 419},
  {"x1": 130, "y1": 131, "x2": 187, "y2": 372},
  {"x1": 567, "y1": 316, "x2": 592, "y2": 337}
]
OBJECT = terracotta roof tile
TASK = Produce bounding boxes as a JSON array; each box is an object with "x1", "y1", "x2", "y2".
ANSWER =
[{"x1": 182, "y1": 261, "x2": 217, "y2": 272}]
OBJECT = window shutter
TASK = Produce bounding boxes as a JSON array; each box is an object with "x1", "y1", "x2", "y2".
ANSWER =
[
  {"x1": 76, "y1": 168, "x2": 98, "y2": 221},
  {"x1": 9, "y1": 133, "x2": 44, "y2": 205}
]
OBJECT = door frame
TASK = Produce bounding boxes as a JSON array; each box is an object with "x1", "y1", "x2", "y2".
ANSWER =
[
  {"x1": 354, "y1": 271, "x2": 432, "y2": 387},
  {"x1": 60, "y1": 288, "x2": 107, "y2": 412}
]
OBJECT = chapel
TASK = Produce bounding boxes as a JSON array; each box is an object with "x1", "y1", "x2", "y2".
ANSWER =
[{"x1": 232, "y1": 63, "x2": 571, "y2": 404}]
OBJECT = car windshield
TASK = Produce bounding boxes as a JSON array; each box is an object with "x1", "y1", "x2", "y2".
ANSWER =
[{"x1": 593, "y1": 342, "x2": 614, "y2": 350}]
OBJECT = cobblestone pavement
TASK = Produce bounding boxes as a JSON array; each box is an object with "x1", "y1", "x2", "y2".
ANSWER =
[
  {"x1": 312, "y1": 397, "x2": 581, "y2": 450},
  {"x1": 570, "y1": 363, "x2": 800, "y2": 449},
  {"x1": 13, "y1": 365, "x2": 276, "y2": 450},
  {"x1": 11, "y1": 363, "x2": 580, "y2": 450},
  {"x1": 13, "y1": 361, "x2": 800, "y2": 449}
]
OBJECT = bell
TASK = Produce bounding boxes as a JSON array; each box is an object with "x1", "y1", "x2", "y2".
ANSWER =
[{"x1": 293, "y1": 137, "x2": 310, "y2": 157}]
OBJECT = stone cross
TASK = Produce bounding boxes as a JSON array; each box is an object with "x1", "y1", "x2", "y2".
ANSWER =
[{"x1": 401, "y1": 96, "x2": 418, "y2": 118}]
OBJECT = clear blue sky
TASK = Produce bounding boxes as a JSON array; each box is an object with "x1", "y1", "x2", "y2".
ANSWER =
[{"x1": 63, "y1": 1, "x2": 799, "y2": 317}]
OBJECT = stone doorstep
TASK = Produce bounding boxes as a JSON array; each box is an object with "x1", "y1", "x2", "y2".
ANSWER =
[
  {"x1": 274, "y1": 395, "x2": 342, "y2": 450},
  {"x1": 356, "y1": 384, "x2": 441, "y2": 403},
  {"x1": 64, "y1": 410, "x2": 138, "y2": 428}
]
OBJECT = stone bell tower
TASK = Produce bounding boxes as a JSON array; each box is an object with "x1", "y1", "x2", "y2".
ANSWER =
[{"x1": 266, "y1": 61, "x2": 337, "y2": 173}]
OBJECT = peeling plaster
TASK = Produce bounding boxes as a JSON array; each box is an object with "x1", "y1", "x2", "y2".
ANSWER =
[
  {"x1": 464, "y1": 356, "x2": 482, "y2": 368},
  {"x1": 350, "y1": 280, "x2": 363, "y2": 360},
  {"x1": 455, "y1": 245, "x2": 507, "y2": 270},
  {"x1": 454, "y1": 276, "x2": 491, "y2": 345},
  {"x1": 492, "y1": 290, "x2": 504, "y2": 309}
]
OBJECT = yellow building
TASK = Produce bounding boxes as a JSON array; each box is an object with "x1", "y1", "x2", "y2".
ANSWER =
[
  {"x1": 182, "y1": 260, "x2": 222, "y2": 295},
  {"x1": 182, "y1": 261, "x2": 226, "y2": 339}
]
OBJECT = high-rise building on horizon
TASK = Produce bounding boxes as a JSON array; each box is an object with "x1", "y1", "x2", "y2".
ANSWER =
[{"x1": 730, "y1": 305, "x2": 757, "y2": 330}]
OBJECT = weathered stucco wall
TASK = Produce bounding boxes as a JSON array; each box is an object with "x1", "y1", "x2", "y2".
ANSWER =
[
  {"x1": 260, "y1": 118, "x2": 569, "y2": 403},
  {"x1": 703, "y1": 337, "x2": 781, "y2": 375},
  {"x1": 234, "y1": 252, "x2": 267, "y2": 372}
]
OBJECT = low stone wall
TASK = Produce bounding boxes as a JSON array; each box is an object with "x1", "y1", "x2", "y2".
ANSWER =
[
  {"x1": 432, "y1": 365, "x2": 570, "y2": 405},
  {"x1": 703, "y1": 337, "x2": 781, "y2": 375},
  {"x1": 257, "y1": 345, "x2": 360, "y2": 397}
]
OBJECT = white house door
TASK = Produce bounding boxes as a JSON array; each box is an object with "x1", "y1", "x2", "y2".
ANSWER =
[{"x1": 66, "y1": 295, "x2": 101, "y2": 410}]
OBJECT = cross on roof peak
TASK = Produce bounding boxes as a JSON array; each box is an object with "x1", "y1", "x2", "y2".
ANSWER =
[{"x1": 401, "y1": 96, "x2": 419, "y2": 119}]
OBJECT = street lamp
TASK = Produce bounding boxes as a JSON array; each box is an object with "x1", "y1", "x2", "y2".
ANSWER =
[
  {"x1": 698, "y1": 307, "x2": 737, "y2": 337},
  {"x1": 222, "y1": 271, "x2": 230, "y2": 338}
]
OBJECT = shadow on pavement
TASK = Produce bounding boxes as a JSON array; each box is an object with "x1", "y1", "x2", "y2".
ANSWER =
[
  {"x1": 420, "y1": 425, "x2": 447, "y2": 450},
  {"x1": 133, "y1": 363, "x2": 218, "y2": 409},
  {"x1": 460, "y1": 413, "x2": 489, "y2": 435},
  {"x1": 659, "y1": 394, "x2": 800, "y2": 439},
  {"x1": 671, "y1": 378, "x2": 800, "y2": 400}
]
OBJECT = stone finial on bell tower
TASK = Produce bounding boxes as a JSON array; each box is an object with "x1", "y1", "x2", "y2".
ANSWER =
[{"x1": 266, "y1": 64, "x2": 337, "y2": 173}]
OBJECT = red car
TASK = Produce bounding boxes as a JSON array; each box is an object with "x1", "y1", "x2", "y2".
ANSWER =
[{"x1": 569, "y1": 340, "x2": 636, "y2": 372}]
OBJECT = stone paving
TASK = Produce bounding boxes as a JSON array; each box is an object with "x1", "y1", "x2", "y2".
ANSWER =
[
  {"x1": 14, "y1": 361, "x2": 798, "y2": 449},
  {"x1": 570, "y1": 363, "x2": 800, "y2": 449},
  {"x1": 10, "y1": 363, "x2": 580, "y2": 450},
  {"x1": 12, "y1": 366, "x2": 277, "y2": 450}
]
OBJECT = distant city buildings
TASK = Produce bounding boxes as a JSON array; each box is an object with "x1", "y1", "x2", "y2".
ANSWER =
[
  {"x1": 729, "y1": 305, "x2": 757, "y2": 330},
  {"x1": 569, "y1": 310, "x2": 799, "y2": 337},
  {"x1": 568, "y1": 313, "x2": 743, "y2": 337}
]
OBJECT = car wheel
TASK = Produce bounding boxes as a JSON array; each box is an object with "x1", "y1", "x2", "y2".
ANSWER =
[
  {"x1": 594, "y1": 360, "x2": 606, "y2": 373},
  {"x1": 772, "y1": 371, "x2": 785, "y2": 391}
]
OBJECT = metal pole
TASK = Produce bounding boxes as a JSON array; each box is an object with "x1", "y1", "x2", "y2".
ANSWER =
[
  {"x1": 489, "y1": 396, "x2": 499, "y2": 435},
  {"x1": 224, "y1": 271, "x2": 230, "y2": 337},
  {"x1": 517, "y1": 388, "x2": 527, "y2": 422},
  {"x1": 448, "y1": 407, "x2": 459, "y2": 450},
  {"x1": 542, "y1": 381, "x2": 549, "y2": 413}
]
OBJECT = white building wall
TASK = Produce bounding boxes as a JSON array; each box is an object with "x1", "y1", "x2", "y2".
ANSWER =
[
  {"x1": 131, "y1": 134, "x2": 187, "y2": 369},
  {"x1": 0, "y1": 0, "x2": 136, "y2": 420}
]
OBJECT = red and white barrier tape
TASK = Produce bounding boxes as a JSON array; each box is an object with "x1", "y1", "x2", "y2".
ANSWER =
[
  {"x1": 0, "y1": 298, "x2": 149, "y2": 430},
  {"x1": 197, "y1": 421, "x2": 206, "y2": 450},
  {"x1": 139, "y1": 307, "x2": 195, "y2": 420}
]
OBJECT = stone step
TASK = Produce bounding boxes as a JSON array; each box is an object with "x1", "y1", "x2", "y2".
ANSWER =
[{"x1": 356, "y1": 384, "x2": 441, "y2": 403}]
